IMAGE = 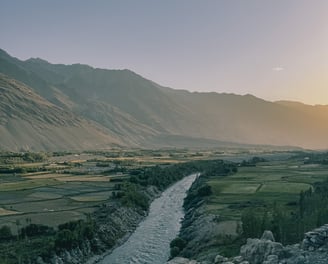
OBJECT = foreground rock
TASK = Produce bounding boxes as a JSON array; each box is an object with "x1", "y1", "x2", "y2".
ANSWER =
[
  {"x1": 239, "y1": 231, "x2": 284, "y2": 263},
  {"x1": 169, "y1": 227, "x2": 328, "y2": 264},
  {"x1": 167, "y1": 257, "x2": 200, "y2": 264}
]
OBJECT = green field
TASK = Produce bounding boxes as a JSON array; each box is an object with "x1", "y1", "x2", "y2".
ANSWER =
[
  {"x1": 1, "y1": 150, "x2": 326, "y2": 232},
  {"x1": 0, "y1": 148, "x2": 236, "y2": 231},
  {"x1": 205, "y1": 158, "x2": 328, "y2": 221}
]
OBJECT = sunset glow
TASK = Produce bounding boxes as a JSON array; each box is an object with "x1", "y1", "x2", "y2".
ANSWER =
[{"x1": 1, "y1": 0, "x2": 327, "y2": 104}]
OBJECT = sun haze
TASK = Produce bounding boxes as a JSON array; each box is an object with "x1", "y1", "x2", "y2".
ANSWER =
[{"x1": 0, "y1": 0, "x2": 327, "y2": 105}]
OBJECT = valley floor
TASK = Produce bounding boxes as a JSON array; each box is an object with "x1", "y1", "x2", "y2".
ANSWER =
[{"x1": 172, "y1": 152, "x2": 328, "y2": 262}]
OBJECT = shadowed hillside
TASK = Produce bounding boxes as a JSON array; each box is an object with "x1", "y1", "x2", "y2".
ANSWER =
[
  {"x1": 1, "y1": 48, "x2": 328, "y2": 150},
  {"x1": 0, "y1": 74, "x2": 121, "y2": 151}
]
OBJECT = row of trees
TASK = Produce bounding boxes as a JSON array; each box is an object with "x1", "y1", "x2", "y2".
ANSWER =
[
  {"x1": 0, "y1": 217, "x2": 96, "y2": 263},
  {"x1": 55, "y1": 218, "x2": 95, "y2": 250},
  {"x1": 242, "y1": 179, "x2": 328, "y2": 244},
  {"x1": 130, "y1": 159, "x2": 237, "y2": 191}
]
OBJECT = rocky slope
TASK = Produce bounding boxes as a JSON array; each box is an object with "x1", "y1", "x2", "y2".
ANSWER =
[{"x1": 168, "y1": 227, "x2": 328, "y2": 264}]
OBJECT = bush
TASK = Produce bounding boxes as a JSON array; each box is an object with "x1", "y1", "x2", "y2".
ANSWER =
[
  {"x1": 0, "y1": 225, "x2": 12, "y2": 240},
  {"x1": 170, "y1": 237, "x2": 186, "y2": 250},
  {"x1": 170, "y1": 246, "x2": 180, "y2": 258},
  {"x1": 55, "y1": 229, "x2": 77, "y2": 250},
  {"x1": 169, "y1": 237, "x2": 187, "y2": 258},
  {"x1": 121, "y1": 183, "x2": 149, "y2": 210},
  {"x1": 197, "y1": 184, "x2": 212, "y2": 196},
  {"x1": 20, "y1": 224, "x2": 54, "y2": 238}
]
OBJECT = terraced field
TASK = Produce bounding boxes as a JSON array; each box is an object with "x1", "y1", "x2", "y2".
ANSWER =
[
  {"x1": 0, "y1": 152, "x2": 128, "y2": 232},
  {"x1": 0, "y1": 149, "x2": 236, "y2": 233},
  {"x1": 0, "y1": 176, "x2": 115, "y2": 231}
]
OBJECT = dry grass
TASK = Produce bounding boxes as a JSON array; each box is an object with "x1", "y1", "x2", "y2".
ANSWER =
[
  {"x1": 0, "y1": 179, "x2": 59, "y2": 191},
  {"x1": 70, "y1": 195, "x2": 109, "y2": 202},
  {"x1": 24, "y1": 173, "x2": 69, "y2": 179},
  {"x1": 55, "y1": 176, "x2": 110, "y2": 182},
  {"x1": 0, "y1": 208, "x2": 20, "y2": 216}
]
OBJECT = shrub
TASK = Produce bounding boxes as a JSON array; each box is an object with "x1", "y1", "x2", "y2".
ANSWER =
[
  {"x1": 55, "y1": 229, "x2": 77, "y2": 250},
  {"x1": 170, "y1": 237, "x2": 186, "y2": 250},
  {"x1": 0, "y1": 225, "x2": 13, "y2": 240},
  {"x1": 20, "y1": 224, "x2": 54, "y2": 238},
  {"x1": 197, "y1": 184, "x2": 212, "y2": 196}
]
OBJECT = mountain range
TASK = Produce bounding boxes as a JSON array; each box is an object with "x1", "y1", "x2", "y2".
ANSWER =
[{"x1": 0, "y1": 48, "x2": 327, "y2": 151}]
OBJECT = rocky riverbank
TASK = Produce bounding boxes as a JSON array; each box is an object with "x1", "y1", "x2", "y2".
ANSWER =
[
  {"x1": 171, "y1": 170, "x2": 241, "y2": 262},
  {"x1": 168, "y1": 226, "x2": 328, "y2": 264},
  {"x1": 36, "y1": 186, "x2": 160, "y2": 264}
]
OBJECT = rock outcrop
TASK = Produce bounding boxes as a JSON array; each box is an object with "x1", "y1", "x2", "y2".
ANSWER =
[
  {"x1": 169, "y1": 227, "x2": 328, "y2": 264},
  {"x1": 301, "y1": 224, "x2": 328, "y2": 251},
  {"x1": 167, "y1": 257, "x2": 200, "y2": 264},
  {"x1": 35, "y1": 205, "x2": 146, "y2": 264},
  {"x1": 239, "y1": 231, "x2": 284, "y2": 264}
]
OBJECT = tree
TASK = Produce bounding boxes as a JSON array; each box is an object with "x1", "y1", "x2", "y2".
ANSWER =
[
  {"x1": 0, "y1": 225, "x2": 12, "y2": 240},
  {"x1": 241, "y1": 209, "x2": 262, "y2": 238},
  {"x1": 197, "y1": 184, "x2": 212, "y2": 196},
  {"x1": 55, "y1": 229, "x2": 77, "y2": 250},
  {"x1": 170, "y1": 237, "x2": 186, "y2": 250}
]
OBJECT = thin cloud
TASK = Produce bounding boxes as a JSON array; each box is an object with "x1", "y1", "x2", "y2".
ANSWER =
[{"x1": 272, "y1": 66, "x2": 285, "y2": 71}]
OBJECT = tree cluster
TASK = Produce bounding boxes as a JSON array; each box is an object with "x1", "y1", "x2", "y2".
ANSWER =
[{"x1": 242, "y1": 178, "x2": 328, "y2": 244}]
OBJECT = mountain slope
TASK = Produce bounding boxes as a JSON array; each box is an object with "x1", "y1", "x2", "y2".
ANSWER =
[
  {"x1": 0, "y1": 50, "x2": 162, "y2": 146},
  {"x1": 0, "y1": 74, "x2": 122, "y2": 151},
  {"x1": 163, "y1": 90, "x2": 328, "y2": 148},
  {"x1": 1, "y1": 48, "x2": 328, "y2": 150}
]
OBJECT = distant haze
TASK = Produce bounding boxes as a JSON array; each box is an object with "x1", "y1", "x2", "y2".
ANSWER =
[
  {"x1": 0, "y1": 0, "x2": 327, "y2": 105},
  {"x1": 2, "y1": 48, "x2": 328, "y2": 150}
]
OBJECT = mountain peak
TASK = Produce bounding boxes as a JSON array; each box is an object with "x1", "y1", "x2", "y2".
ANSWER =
[
  {"x1": 0, "y1": 48, "x2": 15, "y2": 60},
  {"x1": 25, "y1": 57, "x2": 50, "y2": 64}
]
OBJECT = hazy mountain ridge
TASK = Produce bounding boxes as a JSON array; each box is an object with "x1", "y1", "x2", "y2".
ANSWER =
[{"x1": 0, "y1": 48, "x2": 327, "y2": 150}]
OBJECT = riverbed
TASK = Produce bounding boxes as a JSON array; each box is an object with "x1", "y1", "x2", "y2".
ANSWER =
[{"x1": 98, "y1": 173, "x2": 199, "y2": 264}]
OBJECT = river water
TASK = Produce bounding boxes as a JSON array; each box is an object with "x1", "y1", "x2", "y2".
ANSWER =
[{"x1": 99, "y1": 173, "x2": 198, "y2": 264}]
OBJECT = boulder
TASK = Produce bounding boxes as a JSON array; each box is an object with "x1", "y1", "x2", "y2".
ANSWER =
[
  {"x1": 240, "y1": 232, "x2": 284, "y2": 264},
  {"x1": 232, "y1": 255, "x2": 244, "y2": 263},
  {"x1": 214, "y1": 254, "x2": 228, "y2": 263},
  {"x1": 167, "y1": 257, "x2": 200, "y2": 264},
  {"x1": 261, "y1": 231, "x2": 275, "y2": 242},
  {"x1": 263, "y1": 254, "x2": 279, "y2": 264}
]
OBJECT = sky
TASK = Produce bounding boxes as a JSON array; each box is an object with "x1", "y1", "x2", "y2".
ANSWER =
[{"x1": 0, "y1": 0, "x2": 327, "y2": 105}]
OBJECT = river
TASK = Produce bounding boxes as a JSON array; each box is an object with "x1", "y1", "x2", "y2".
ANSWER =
[{"x1": 98, "y1": 173, "x2": 199, "y2": 264}]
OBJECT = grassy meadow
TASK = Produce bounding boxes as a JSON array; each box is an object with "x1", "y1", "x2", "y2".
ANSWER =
[{"x1": 205, "y1": 159, "x2": 327, "y2": 220}]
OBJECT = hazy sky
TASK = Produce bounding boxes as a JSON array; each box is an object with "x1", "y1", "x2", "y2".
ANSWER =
[{"x1": 1, "y1": 0, "x2": 327, "y2": 104}]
